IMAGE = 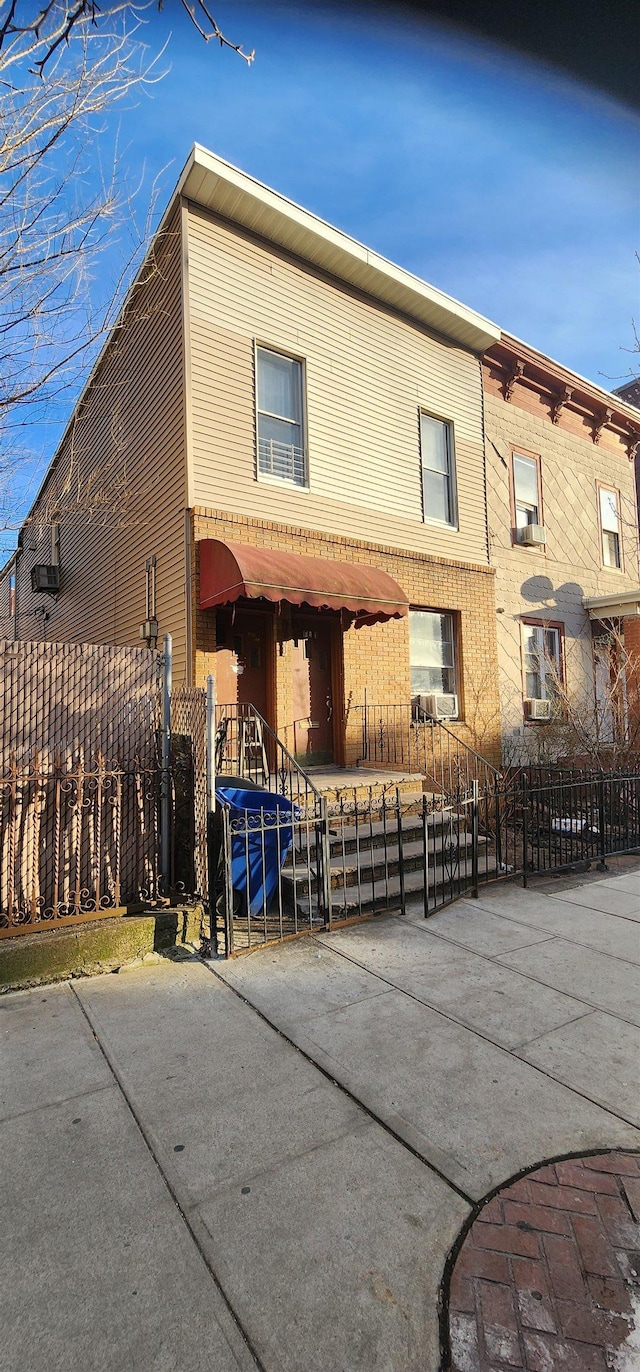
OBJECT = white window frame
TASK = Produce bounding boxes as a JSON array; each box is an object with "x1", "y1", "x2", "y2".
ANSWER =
[
  {"x1": 409, "y1": 608, "x2": 458, "y2": 700},
  {"x1": 255, "y1": 343, "x2": 308, "y2": 490},
  {"x1": 512, "y1": 451, "x2": 542, "y2": 537},
  {"x1": 419, "y1": 412, "x2": 458, "y2": 529},
  {"x1": 598, "y1": 485, "x2": 622, "y2": 570},
  {"x1": 521, "y1": 621, "x2": 562, "y2": 702}
]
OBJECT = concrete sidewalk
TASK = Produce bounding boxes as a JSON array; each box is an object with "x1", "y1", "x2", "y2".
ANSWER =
[{"x1": 2, "y1": 870, "x2": 640, "y2": 1371}]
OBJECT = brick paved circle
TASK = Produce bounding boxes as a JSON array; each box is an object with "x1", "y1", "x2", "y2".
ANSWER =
[{"x1": 445, "y1": 1152, "x2": 640, "y2": 1371}]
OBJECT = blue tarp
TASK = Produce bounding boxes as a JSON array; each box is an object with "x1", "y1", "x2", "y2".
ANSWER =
[{"x1": 215, "y1": 786, "x2": 295, "y2": 917}]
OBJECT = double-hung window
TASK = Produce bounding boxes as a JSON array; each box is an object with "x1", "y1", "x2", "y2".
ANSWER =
[
  {"x1": 420, "y1": 414, "x2": 456, "y2": 526},
  {"x1": 256, "y1": 346, "x2": 306, "y2": 487},
  {"x1": 599, "y1": 486, "x2": 621, "y2": 569},
  {"x1": 512, "y1": 452, "x2": 541, "y2": 535},
  {"x1": 522, "y1": 621, "x2": 562, "y2": 700},
  {"x1": 409, "y1": 610, "x2": 457, "y2": 697}
]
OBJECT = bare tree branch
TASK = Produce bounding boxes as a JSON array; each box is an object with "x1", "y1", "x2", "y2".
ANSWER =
[{"x1": 0, "y1": 1, "x2": 253, "y2": 525}]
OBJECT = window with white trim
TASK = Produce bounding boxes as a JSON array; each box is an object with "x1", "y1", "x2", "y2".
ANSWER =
[
  {"x1": 522, "y1": 622, "x2": 561, "y2": 700},
  {"x1": 599, "y1": 487, "x2": 621, "y2": 569},
  {"x1": 256, "y1": 346, "x2": 306, "y2": 487},
  {"x1": 410, "y1": 610, "x2": 456, "y2": 696},
  {"x1": 513, "y1": 453, "x2": 541, "y2": 533},
  {"x1": 420, "y1": 414, "x2": 456, "y2": 526}
]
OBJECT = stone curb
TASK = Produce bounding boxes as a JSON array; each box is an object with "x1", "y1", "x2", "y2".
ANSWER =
[{"x1": 0, "y1": 904, "x2": 204, "y2": 992}]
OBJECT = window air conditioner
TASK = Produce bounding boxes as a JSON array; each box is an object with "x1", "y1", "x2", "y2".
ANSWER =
[
  {"x1": 519, "y1": 524, "x2": 547, "y2": 547},
  {"x1": 524, "y1": 697, "x2": 552, "y2": 721},
  {"x1": 419, "y1": 692, "x2": 458, "y2": 720},
  {"x1": 31, "y1": 564, "x2": 60, "y2": 593}
]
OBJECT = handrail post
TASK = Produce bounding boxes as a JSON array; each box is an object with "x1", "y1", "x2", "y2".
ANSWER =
[
  {"x1": 320, "y1": 794, "x2": 332, "y2": 928},
  {"x1": 396, "y1": 787, "x2": 406, "y2": 912},
  {"x1": 597, "y1": 775, "x2": 608, "y2": 871},
  {"x1": 222, "y1": 804, "x2": 234, "y2": 957},
  {"x1": 494, "y1": 775, "x2": 502, "y2": 876},
  {"x1": 205, "y1": 675, "x2": 217, "y2": 950},
  {"x1": 522, "y1": 772, "x2": 529, "y2": 888},
  {"x1": 206, "y1": 675, "x2": 216, "y2": 813},
  {"x1": 160, "y1": 632, "x2": 172, "y2": 898},
  {"x1": 471, "y1": 778, "x2": 479, "y2": 898}
]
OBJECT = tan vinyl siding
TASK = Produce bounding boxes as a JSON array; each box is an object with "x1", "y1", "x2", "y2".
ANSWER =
[
  {"x1": 10, "y1": 210, "x2": 188, "y2": 680},
  {"x1": 186, "y1": 205, "x2": 489, "y2": 566}
]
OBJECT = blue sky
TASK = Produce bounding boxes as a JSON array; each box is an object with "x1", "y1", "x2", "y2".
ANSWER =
[
  {"x1": 134, "y1": 0, "x2": 639, "y2": 384},
  {"x1": 3, "y1": 0, "x2": 639, "y2": 547}
]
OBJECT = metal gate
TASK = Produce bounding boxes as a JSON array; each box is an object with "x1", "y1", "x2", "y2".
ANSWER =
[{"x1": 212, "y1": 781, "x2": 484, "y2": 957}]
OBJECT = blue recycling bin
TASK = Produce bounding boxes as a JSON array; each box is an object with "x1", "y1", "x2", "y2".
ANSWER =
[{"x1": 215, "y1": 785, "x2": 295, "y2": 917}]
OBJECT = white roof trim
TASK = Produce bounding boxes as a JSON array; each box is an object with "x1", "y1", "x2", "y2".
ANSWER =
[
  {"x1": 584, "y1": 590, "x2": 640, "y2": 619},
  {"x1": 176, "y1": 145, "x2": 500, "y2": 353}
]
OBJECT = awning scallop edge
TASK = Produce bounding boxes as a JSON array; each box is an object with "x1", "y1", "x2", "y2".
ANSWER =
[{"x1": 199, "y1": 539, "x2": 410, "y2": 625}]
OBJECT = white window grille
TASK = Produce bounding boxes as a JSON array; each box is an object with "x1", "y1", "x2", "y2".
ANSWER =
[{"x1": 256, "y1": 347, "x2": 306, "y2": 487}]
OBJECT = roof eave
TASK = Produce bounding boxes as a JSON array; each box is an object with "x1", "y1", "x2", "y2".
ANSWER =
[
  {"x1": 177, "y1": 145, "x2": 500, "y2": 354},
  {"x1": 584, "y1": 590, "x2": 640, "y2": 619}
]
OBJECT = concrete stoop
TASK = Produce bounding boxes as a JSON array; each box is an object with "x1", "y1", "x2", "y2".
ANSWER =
[{"x1": 0, "y1": 904, "x2": 204, "y2": 993}]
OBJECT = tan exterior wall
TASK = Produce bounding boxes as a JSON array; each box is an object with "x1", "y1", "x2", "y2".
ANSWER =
[
  {"x1": 2, "y1": 210, "x2": 189, "y2": 680},
  {"x1": 191, "y1": 508, "x2": 502, "y2": 766},
  {"x1": 185, "y1": 204, "x2": 489, "y2": 567},
  {"x1": 484, "y1": 383, "x2": 640, "y2": 760}
]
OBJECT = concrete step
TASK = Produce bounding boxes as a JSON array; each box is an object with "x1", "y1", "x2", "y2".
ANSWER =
[
  {"x1": 306, "y1": 766, "x2": 426, "y2": 808},
  {"x1": 283, "y1": 833, "x2": 491, "y2": 894},
  {"x1": 325, "y1": 810, "x2": 472, "y2": 857},
  {"x1": 292, "y1": 852, "x2": 499, "y2": 921}
]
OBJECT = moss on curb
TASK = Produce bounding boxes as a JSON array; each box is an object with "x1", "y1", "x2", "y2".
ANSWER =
[{"x1": 0, "y1": 905, "x2": 204, "y2": 992}]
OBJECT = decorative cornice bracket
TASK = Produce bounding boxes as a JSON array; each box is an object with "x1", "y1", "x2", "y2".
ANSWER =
[
  {"x1": 551, "y1": 385, "x2": 574, "y2": 424},
  {"x1": 592, "y1": 407, "x2": 613, "y2": 445},
  {"x1": 626, "y1": 431, "x2": 640, "y2": 463},
  {"x1": 503, "y1": 359, "x2": 525, "y2": 402}
]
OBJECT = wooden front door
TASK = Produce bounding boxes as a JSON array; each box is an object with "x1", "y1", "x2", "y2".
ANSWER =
[
  {"x1": 215, "y1": 609, "x2": 271, "y2": 718},
  {"x1": 291, "y1": 616, "x2": 335, "y2": 765}
]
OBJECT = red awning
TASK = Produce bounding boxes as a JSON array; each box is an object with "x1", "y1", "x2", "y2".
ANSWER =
[{"x1": 199, "y1": 539, "x2": 409, "y2": 624}]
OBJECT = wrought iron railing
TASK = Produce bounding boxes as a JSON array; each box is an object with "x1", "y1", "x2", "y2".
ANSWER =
[
  {"x1": 214, "y1": 701, "x2": 323, "y2": 816},
  {"x1": 212, "y1": 766, "x2": 640, "y2": 957},
  {"x1": 0, "y1": 752, "x2": 162, "y2": 936},
  {"x1": 213, "y1": 782, "x2": 489, "y2": 957},
  {"x1": 356, "y1": 701, "x2": 501, "y2": 800},
  {"x1": 502, "y1": 771, "x2": 640, "y2": 881}
]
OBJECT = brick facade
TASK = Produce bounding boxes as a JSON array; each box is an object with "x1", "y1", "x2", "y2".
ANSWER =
[{"x1": 191, "y1": 508, "x2": 502, "y2": 767}]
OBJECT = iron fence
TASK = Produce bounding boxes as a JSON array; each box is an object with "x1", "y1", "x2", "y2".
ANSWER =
[
  {"x1": 510, "y1": 772, "x2": 640, "y2": 880},
  {"x1": 212, "y1": 782, "x2": 490, "y2": 956},
  {"x1": 211, "y1": 767, "x2": 640, "y2": 957},
  {"x1": 0, "y1": 754, "x2": 162, "y2": 936},
  {"x1": 356, "y1": 701, "x2": 501, "y2": 800}
]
